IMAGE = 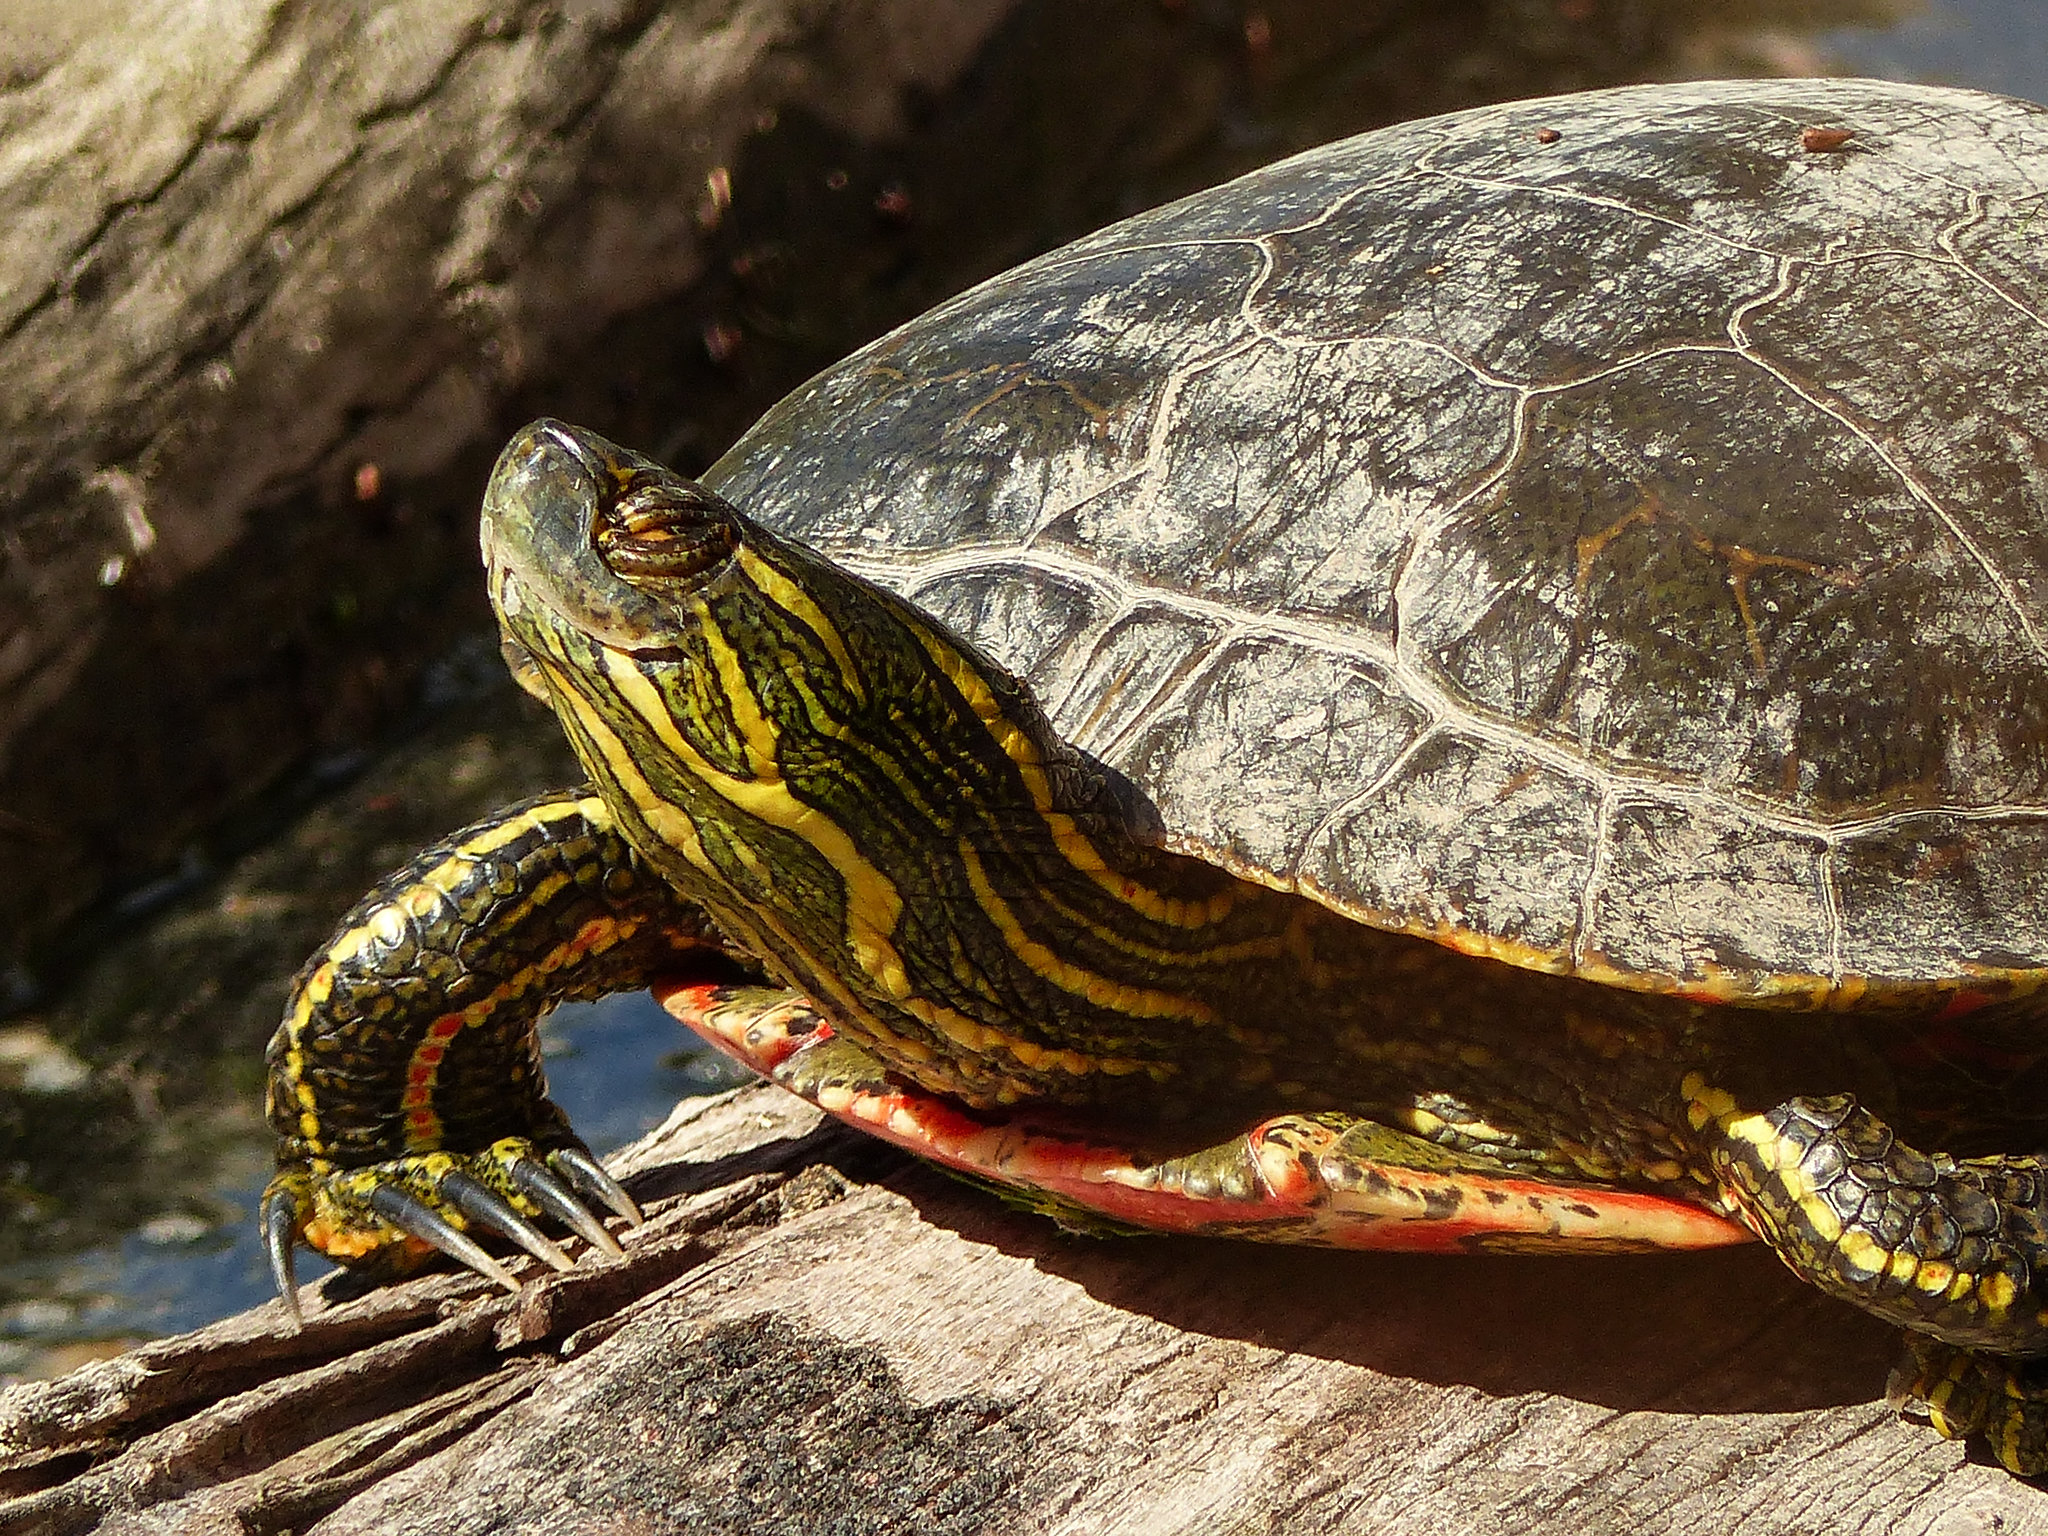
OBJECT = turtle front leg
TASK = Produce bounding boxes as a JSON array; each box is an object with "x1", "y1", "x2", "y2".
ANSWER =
[
  {"x1": 262, "y1": 788, "x2": 747, "y2": 1321},
  {"x1": 1688, "y1": 1077, "x2": 2048, "y2": 1471}
]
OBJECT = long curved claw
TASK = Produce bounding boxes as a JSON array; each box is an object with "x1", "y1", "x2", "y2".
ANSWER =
[
  {"x1": 510, "y1": 1155, "x2": 624, "y2": 1257},
  {"x1": 365, "y1": 1183, "x2": 521, "y2": 1294},
  {"x1": 552, "y1": 1146, "x2": 643, "y2": 1226},
  {"x1": 261, "y1": 1184, "x2": 303, "y2": 1329},
  {"x1": 438, "y1": 1168, "x2": 575, "y2": 1272},
  {"x1": 271, "y1": 1139, "x2": 639, "y2": 1294}
]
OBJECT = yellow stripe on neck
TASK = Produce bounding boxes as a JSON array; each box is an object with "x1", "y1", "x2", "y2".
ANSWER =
[
  {"x1": 897, "y1": 609, "x2": 1237, "y2": 930},
  {"x1": 957, "y1": 840, "x2": 1216, "y2": 1024},
  {"x1": 737, "y1": 546, "x2": 867, "y2": 704}
]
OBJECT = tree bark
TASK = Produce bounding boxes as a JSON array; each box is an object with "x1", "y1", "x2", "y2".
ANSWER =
[
  {"x1": 0, "y1": 0, "x2": 1017, "y2": 985},
  {"x1": 3, "y1": 1064, "x2": 2040, "y2": 1536}
]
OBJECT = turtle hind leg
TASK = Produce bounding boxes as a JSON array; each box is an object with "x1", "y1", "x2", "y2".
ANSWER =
[
  {"x1": 1690, "y1": 1080, "x2": 2048, "y2": 1472},
  {"x1": 1891, "y1": 1336, "x2": 2048, "y2": 1476},
  {"x1": 663, "y1": 983, "x2": 1749, "y2": 1253}
]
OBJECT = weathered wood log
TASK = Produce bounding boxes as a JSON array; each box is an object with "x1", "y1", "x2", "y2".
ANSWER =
[{"x1": 5, "y1": 1061, "x2": 2042, "y2": 1534}]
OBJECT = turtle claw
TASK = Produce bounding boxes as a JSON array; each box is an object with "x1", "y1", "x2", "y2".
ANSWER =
[
  {"x1": 438, "y1": 1168, "x2": 575, "y2": 1272},
  {"x1": 552, "y1": 1144, "x2": 643, "y2": 1227},
  {"x1": 261, "y1": 1182, "x2": 304, "y2": 1330},
  {"x1": 512, "y1": 1154, "x2": 625, "y2": 1257},
  {"x1": 262, "y1": 1136, "x2": 640, "y2": 1301},
  {"x1": 365, "y1": 1182, "x2": 523, "y2": 1293},
  {"x1": 1891, "y1": 1334, "x2": 2048, "y2": 1475}
]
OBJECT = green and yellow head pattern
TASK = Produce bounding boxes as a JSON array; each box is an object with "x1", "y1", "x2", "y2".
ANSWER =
[{"x1": 480, "y1": 421, "x2": 1320, "y2": 1118}]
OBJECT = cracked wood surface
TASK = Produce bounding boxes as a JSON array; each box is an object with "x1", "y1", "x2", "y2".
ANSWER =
[{"x1": 3, "y1": 1078, "x2": 2046, "y2": 1534}]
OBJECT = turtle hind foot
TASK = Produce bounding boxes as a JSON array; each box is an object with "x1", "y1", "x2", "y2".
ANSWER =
[
  {"x1": 260, "y1": 1137, "x2": 642, "y2": 1326},
  {"x1": 1890, "y1": 1334, "x2": 2048, "y2": 1476}
]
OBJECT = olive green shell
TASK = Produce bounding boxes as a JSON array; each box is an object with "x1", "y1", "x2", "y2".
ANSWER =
[{"x1": 704, "y1": 78, "x2": 2048, "y2": 1006}]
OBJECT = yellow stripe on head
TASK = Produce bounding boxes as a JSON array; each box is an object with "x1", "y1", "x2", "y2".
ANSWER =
[
  {"x1": 595, "y1": 648, "x2": 910, "y2": 988},
  {"x1": 737, "y1": 546, "x2": 867, "y2": 704},
  {"x1": 687, "y1": 593, "x2": 784, "y2": 778}
]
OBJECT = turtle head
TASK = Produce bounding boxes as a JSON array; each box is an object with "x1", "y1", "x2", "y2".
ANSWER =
[
  {"x1": 478, "y1": 416, "x2": 1026, "y2": 934},
  {"x1": 481, "y1": 419, "x2": 744, "y2": 700},
  {"x1": 479, "y1": 419, "x2": 1049, "y2": 785}
]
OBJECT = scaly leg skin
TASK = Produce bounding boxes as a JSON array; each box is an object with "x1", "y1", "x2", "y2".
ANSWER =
[
  {"x1": 667, "y1": 983, "x2": 1749, "y2": 1254},
  {"x1": 261, "y1": 788, "x2": 745, "y2": 1323},
  {"x1": 1688, "y1": 1077, "x2": 2048, "y2": 1473}
]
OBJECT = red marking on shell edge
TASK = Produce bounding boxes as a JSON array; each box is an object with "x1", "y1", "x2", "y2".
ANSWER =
[
  {"x1": 1244, "y1": 1123, "x2": 1320, "y2": 1203},
  {"x1": 655, "y1": 980, "x2": 814, "y2": 1071},
  {"x1": 663, "y1": 983, "x2": 727, "y2": 1010},
  {"x1": 428, "y1": 1014, "x2": 464, "y2": 1040},
  {"x1": 655, "y1": 983, "x2": 1751, "y2": 1254},
  {"x1": 1937, "y1": 989, "x2": 1996, "y2": 1022}
]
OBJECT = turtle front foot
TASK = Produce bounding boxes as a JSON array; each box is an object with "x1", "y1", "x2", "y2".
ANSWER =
[
  {"x1": 260, "y1": 1137, "x2": 643, "y2": 1326},
  {"x1": 1890, "y1": 1334, "x2": 2048, "y2": 1475}
]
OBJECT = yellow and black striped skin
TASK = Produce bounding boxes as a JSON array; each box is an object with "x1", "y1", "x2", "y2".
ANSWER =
[
  {"x1": 265, "y1": 419, "x2": 2048, "y2": 1469},
  {"x1": 262, "y1": 788, "x2": 730, "y2": 1266}
]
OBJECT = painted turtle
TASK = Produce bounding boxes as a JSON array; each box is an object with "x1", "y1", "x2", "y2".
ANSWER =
[{"x1": 264, "y1": 77, "x2": 2048, "y2": 1470}]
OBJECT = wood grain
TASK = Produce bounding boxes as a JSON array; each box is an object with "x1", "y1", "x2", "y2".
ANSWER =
[{"x1": 5, "y1": 1080, "x2": 2043, "y2": 1534}]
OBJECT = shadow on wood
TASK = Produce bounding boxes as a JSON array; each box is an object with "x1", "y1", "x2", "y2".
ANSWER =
[{"x1": 3, "y1": 1080, "x2": 2042, "y2": 1535}]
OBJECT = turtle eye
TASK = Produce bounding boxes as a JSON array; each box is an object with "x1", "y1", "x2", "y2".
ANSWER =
[{"x1": 593, "y1": 482, "x2": 739, "y2": 582}]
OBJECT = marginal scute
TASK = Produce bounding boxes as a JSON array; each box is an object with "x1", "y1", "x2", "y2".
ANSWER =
[
  {"x1": 708, "y1": 78, "x2": 2048, "y2": 999},
  {"x1": 1591, "y1": 801, "x2": 1834, "y2": 990},
  {"x1": 1835, "y1": 817, "x2": 2048, "y2": 986},
  {"x1": 1308, "y1": 735, "x2": 1594, "y2": 965}
]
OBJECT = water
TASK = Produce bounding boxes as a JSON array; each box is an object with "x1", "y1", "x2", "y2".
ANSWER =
[
  {"x1": 1827, "y1": 0, "x2": 2048, "y2": 106},
  {"x1": 0, "y1": 992, "x2": 752, "y2": 1365}
]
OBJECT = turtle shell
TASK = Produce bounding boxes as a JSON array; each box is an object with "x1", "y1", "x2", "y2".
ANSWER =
[{"x1": 703, "y1": 78, "x2": 2048, "y2": 1009}]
